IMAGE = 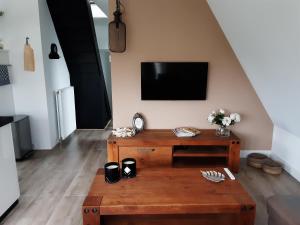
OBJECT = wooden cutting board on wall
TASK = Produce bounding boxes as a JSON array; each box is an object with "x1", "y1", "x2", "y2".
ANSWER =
[{"x1": 24, "y1": 42, "x2": 35, "y2": 72}]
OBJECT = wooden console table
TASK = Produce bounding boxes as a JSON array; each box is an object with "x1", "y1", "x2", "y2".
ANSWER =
[{"x1": 107, "y1": 129, "x2": 241, "y2": 173}]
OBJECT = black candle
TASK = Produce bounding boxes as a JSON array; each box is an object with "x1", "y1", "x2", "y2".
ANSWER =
[
  {"x1": 104, "y1": 162, "x2": 120, "y2": 183},
  {"x1": 122, "y1": 158, "x2": 136, "y2": 178}
]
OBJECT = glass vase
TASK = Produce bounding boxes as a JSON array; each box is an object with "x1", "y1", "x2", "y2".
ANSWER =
[{"x1": 216, "y1": 126, "x2": 230, "y2": 137}]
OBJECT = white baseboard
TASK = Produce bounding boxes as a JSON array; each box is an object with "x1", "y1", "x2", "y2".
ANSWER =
[
  {"x1": 271, "y1": 153, "x2": 300, "y2": 182},
  {"x1": 240, "y1": 150, "x2": 271, "y2": 158},
  {"x1": 271, "y1": 126, "x2": 300, "y2": 182}
]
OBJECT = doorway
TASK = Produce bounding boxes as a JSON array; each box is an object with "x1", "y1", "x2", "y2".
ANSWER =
[{"x1": 93, "y1": 0, "x2": 113, "y2": 127}]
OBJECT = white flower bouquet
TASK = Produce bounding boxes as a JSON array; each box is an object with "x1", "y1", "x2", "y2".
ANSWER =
[{"x1": 207, "y1": 109, "x2": 241, "y2": 136}]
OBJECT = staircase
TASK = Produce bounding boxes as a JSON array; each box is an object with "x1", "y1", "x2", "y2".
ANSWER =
[{"x1": 46, "y1": 0, "x2": 111, "y2": 129}]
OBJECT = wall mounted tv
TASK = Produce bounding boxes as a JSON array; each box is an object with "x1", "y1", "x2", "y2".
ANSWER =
[{"x1": 141, "y1": 62, "x2": 208, "y2": 100}]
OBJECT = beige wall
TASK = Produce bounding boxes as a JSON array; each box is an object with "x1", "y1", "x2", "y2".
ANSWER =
[{"x1": 110, "y1": 0, "x2": 273, "y2": 150}]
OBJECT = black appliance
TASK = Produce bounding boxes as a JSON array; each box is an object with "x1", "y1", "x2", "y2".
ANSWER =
[
  {"x1": 0, "y1": 115, "x2": 33, "y2": 160},
  {"x1": 11, "y1": 115, "x2": 33, "y2": 160},
  {"x1": 141, "y1": 62, "x2": 208, "y2": 100}
]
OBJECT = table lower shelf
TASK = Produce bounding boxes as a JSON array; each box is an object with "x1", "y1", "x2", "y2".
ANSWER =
[
  {"x1": 107, "y1": 139, "x2": 240, "y2": 172},
  {"x1": 173, "y1": 151, "x2": 228, "y2": 158},
  {"x1": 173, "y1": 145, "x2": 229, "y2": 158},
  {"x1": 173, "y1": 157, "x2": 228, "y2": 168},
  {"x1": 101, "y1": 213, "x2": 243, "y2": 225}
]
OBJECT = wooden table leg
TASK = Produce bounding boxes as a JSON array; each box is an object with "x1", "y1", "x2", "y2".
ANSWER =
[
  {"x1": 82, "y1": 196, "x2": 102, "y2": 225},
  {"x1": 107, "y1": 141, "x2": 118, "y2": 162},
  {"x1": 238, "y1": 204, "x2": 256, "y2": 225},
  {"x1": 229, "y1": 141, "x2": 241, "y2": 173}
]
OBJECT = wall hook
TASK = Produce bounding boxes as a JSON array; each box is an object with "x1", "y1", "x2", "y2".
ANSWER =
[
  {"x1": 49, "y1": 43, "x2": 60, "y2": 59},
  {"x1": 26, "y1": 37, "x2": 30, "y2": 45}
]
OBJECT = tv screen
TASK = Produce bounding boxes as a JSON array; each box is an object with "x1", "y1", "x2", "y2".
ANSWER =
[{"x1": 141, "y1": 62, "x2": 208, "y2": 100}]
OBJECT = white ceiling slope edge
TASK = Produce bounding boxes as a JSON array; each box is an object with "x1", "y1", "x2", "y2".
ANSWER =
[{"x1": 207, "y1": 0, "x2": 300, "y2": 138}]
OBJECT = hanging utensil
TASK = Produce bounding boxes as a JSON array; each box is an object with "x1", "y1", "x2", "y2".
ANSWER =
[
  {"x1": 24, "y1": 37, "x2": 35, "y2": 72},
  {"x1": 109, "y1": 0, "x2": 126, "y2": 53}
]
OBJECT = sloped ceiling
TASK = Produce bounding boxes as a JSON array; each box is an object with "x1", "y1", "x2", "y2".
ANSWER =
[
  {"x1": 94, "y1": 0, "x2": 108, "y2": 15},
  {"x1": 207, "y1": 0, "x2": 300, "y2": 138}
]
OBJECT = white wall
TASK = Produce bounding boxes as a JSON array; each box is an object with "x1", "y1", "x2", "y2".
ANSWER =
[
  {"x1": 207, "y1": 0, "x2": 300, "y2": 180},
  {"x1": 0, "y1": 85, "x2": 15, "y2": 115},
  {"x1": 95, "y1": 0, "x2": 108, "y2": 16},
  {"x1": 93, "y1": 0, "x2": 112, "y2": 109},
  {"x1": 38, "y1": 0, "x2": 71, "y2": 147},
  {"x1": 0, "y1": 51, "x2": 15, "y2": 115},
  {"x1": 0, "y1": 0, "x2": 71, "y2": 149},
  {"x1": 0, "y1": 0, "x2": 52, "y2": 149},
  {"x1": 207, "y1": 0, "x2": 300, "y2": 138},
  {"x1": 272, "y1": 126, "x2": 300, "y2": 181},
  {"x1": 94, "y1": 0, "x2": 109, "y2": 50},
  {"x1": 100, "y1": 50, "x2": 112, "y2": 108},
  {"x1": 0, "y1": 4, "x2": 14, "y2": 115},
  {"x1": 94, "y1": 19, "x2": 109, "y2": 50},
  {"x1": 0, "y1": 0, "x2": 5, "y2": 37}
]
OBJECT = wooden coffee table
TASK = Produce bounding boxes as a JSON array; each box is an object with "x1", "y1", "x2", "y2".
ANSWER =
[{"x1": 82, "y1": 168, "x2": 255, "y2": 225}]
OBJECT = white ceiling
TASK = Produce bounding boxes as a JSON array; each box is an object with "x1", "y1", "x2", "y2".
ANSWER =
[{"x1": 94, "y1": 0, "x2": 108, "y2": 15}]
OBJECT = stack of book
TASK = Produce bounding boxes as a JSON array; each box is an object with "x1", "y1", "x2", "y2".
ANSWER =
[{"x1": 173, "y1": 127, "x2": 201, "y2": 137}]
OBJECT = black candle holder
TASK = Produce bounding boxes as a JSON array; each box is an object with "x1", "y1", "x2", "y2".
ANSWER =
[
  {"x1": 104, "y1": 162, "x2": 120, "y2": 184},
  {"x1": 122, "y1": 158, "x2": 136, "y2": 178}
]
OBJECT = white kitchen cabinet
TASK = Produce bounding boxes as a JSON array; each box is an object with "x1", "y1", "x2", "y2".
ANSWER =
[{"x1": 0, "y1": 123, "x2": 20, "y2": 217}]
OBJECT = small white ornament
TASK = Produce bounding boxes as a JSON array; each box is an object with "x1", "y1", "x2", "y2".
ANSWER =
[
  {"x1": 222, "y1": 117, "x2": 232, "y2": 126},
  {"x1": 208, "y1": 115, "x2": 215, "y2": 123},
  {"x1": 230, "y1": 113, "x2": 241, "y2": 123},
  {"x1": 135, "y1": 118, "x2": 143, "y2": 129},
  {"x1": 112, "y1": 127, "x2": 136, "y2": 138},
  {"x1": 124, "y1": 167, "x2": 131, "y2": 174},
  {"x1": 219, "y1": 109, "x2": 225, "y2": 114},
  {"x1": 201, "y1": 170, "x2": 225, "y2": 183}
]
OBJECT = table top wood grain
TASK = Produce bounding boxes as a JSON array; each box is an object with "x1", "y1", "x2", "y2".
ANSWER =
[
  {"x1": 108, "y1": 129, "x2": 240, "y2": 146},
  {"x1": 87, "y1": 168, "x2": 255, "y2": 216}
]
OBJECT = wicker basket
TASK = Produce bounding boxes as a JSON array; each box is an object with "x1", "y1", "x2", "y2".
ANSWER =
[
  {"x1": 262, "y1": 159, "x2": 283, "y2": 175},
  {"x1": 247, "y1": 153, "x2": 269, "y2": 168}
]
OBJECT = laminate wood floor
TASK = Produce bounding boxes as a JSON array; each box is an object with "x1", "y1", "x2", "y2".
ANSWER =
[{"x1": 1, "y1": 130, "x2": 300, "y2": 225}]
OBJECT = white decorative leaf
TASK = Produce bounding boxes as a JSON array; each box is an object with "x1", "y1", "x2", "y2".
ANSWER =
[{"x1": 201, "y1": 170, "x2": 225, "y2": 183}]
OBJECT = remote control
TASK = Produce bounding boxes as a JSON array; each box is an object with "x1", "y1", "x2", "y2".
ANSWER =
[{"x1": 224, "y1": 168, "x2": 235, "y2": 180}]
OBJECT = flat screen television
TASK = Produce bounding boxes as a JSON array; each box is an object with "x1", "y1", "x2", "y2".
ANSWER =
[{"x1": 141, "y1": 62, "x2": 208, "y2": 100}]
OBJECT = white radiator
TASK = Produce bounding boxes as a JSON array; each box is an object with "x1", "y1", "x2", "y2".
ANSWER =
[{"x1": 55, "y1": 86, "x2": 77, "y2": 141}]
